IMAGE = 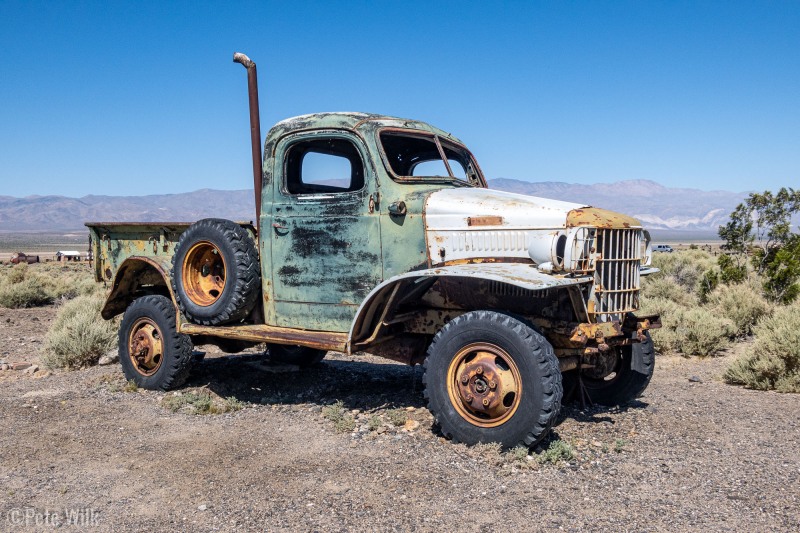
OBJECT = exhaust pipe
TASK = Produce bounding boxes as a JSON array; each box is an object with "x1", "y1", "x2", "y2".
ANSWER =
[{"x1": 233, "y1": 52, "x2": 263, "y2": 230}]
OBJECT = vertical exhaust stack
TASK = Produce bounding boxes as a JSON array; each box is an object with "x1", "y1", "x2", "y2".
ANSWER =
[{"x1": 233, "y1": 52, "x2": 263, "y2": 231}]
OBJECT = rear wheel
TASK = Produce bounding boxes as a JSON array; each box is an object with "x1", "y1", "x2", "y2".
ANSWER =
[
  {"x1": 119, "y1": 295, "x2": 195, "y2": 390},
  {"x1": 423, "y1": 310, "x2": 562, "y2": 449},
  {"x1": 267, "y1": 344, "x2": 326, "y2": 367}
]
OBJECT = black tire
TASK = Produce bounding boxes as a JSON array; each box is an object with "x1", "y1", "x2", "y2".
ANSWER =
[
  {"x1": 565, "y1": 331, "x2": 655, "y2": 406},
  {"x1": 119, "y1": 295, "x2": 195, "y2": 390},
  {"x1": 267, "y1": 344, "x2": 326, "y2": 366},
  {"x1": 423, "y1": 310, "x2": 562, "y2": 449},
  {"x1": 171, "y1": 218, "x2": 260, "y2": 326}
]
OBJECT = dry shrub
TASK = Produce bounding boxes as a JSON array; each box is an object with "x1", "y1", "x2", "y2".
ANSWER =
[
  {"x1": 638, "y1": 295, "x2": 680, "y2": 318},
  {"x1": 0, "y1": 263, "x2": 100, "y2": 308},
  {"x1": 652, "y1": 250, "x2": 717, "y2": 294},
  {"x1": 641, "y1": 251, "x2": 752, "y2": 357},
  {"x1": 41, "y1": 294, "x2": 118, "y2": 370},
  {"x1": 537, "y1": 439, "x2": 575, "y2": 464},
  {"x1": 706, "y1": 282, "x2": 772, "y2": 337},
  {"x1": 641, "y1": 275, "x2": 697, "y2": 307},
  {"x1": 724, "y1": 303, "x2": 800, "y2": 392},
  {"x1": 676, "y1": 307, "x2": 734, "y2": 356},
  {"x1": 322, "y1": 400, "x2": 356, "y2": 433},
  {"x1": 639, "y1": 297, "x2": 680, "y2": 354},
  {"x1": 35, "y1": 263, "x2": 101, "y2": 299},
  {"x1": 7, "y1": 263, "x2": 28, "y2": 283},
  {"x1": 471, "y1": 442, "x2": 504, "y2": 466},
  {"x1": 0, "y1": 277, "x2": 52, "y2": 308},
  {"x1": 646, "y1": 299, "x2": 734, "y2": 356}
]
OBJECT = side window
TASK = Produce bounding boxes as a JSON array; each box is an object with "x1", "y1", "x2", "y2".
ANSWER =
[{"x1": 285, "y1": 137, "x2": 364, "y2": 195}]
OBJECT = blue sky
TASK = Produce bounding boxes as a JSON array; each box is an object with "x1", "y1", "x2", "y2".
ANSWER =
[{"x1": 1, "y1": 0, "x2": 798, "y2": 198}]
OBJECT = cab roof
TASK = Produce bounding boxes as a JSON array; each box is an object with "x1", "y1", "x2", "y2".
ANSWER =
[{"x1": 265, "y1": 112, "x2": 464, "y2": 147}]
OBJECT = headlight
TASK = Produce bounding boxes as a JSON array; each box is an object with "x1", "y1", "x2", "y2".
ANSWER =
[
  {"x1": 528, "y1": 226, "x2": 595, "y2": 273},
  {"x1": 528, "y1": 231, "x2": 567, "y2": 270}
]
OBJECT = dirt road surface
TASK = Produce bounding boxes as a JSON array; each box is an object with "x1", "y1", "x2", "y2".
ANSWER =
[{"x1": 1, "y1": 305, "x2": 799, "y2": 532}]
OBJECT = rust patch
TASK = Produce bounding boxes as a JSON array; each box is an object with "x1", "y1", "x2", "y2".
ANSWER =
[
  {"x1": 180, "y1": 323, "x2": 348, "y2": 353},
  {"x1": 467, "y1": 215, "x2": 503, "y2": 227},
  {"x1": 567, "y1": 207, "x2": 641, "y2": 229}
]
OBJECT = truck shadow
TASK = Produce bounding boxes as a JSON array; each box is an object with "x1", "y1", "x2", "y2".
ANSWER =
[
  {"x1": 186, "y1": 352, "x2": 650, "y2": 434},
  {"x1": 187, "y1": 352, "x2": 428, "y2": 412},
  {"x1": 556, "y1": 399, "x2": 650, "y2": 427}
]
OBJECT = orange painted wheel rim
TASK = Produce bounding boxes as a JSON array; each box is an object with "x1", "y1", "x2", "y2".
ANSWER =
[
  {"x1": 128, "y1": 318, "x2": 164, "y2": 376},
  {"x1": 181, "y1": 241, "x2": 226, "y2": 307},
  {"x1": 446, "y1": 343, "x2": 522, "y2": 428}
]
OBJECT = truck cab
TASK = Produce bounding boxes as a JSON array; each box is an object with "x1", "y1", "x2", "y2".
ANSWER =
[{"x1": 262, "y1": 112, "x2": 485, "y2": 332}]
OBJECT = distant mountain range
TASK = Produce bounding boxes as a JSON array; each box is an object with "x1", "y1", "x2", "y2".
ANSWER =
[
  {"x1": 0, "y1": 179, "x2": 747, "y2": 233},
  {"x1": 0, "y1": 189, "x2": 256, "y2": 232},
  {"x1": 491, "y1": 179, "x2": 747, "y2": 232}
]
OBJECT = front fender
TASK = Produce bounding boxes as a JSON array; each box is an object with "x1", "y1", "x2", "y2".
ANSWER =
[{"x1": 348, "y1": 263, "x2": 590, "y2": 346}]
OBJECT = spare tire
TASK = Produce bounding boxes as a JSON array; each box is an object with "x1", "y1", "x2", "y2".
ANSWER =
[{"x1": 171, "y1": 218, "x2": 260, "y2": 325}]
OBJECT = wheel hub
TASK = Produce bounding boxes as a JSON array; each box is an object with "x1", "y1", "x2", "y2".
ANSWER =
[
  {"x1": 583, "y1": 347, "x2": 621, "y2": 381},
  {"x1": 128, "y1": 318, "x2": 164, "y2": 376},
  {"x1": 182, "y1": 241, "x2": 226, "y2": 307},
  {"x1": 447, "y1": 343, "x2": 522, "y2": 428}
]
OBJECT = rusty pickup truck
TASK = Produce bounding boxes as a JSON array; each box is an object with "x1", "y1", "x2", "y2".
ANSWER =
[{"x1": 87, "y1": 53, "x2": 660, "y2": 448}]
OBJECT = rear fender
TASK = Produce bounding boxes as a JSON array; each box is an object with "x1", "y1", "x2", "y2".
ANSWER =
[{"x1": 101, "y1": 257, "x2": 176, "y2": 319}]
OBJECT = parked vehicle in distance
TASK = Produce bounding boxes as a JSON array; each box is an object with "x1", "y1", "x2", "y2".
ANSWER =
[
  {"x1": 10, "y1": 252, "x2": 40, "y2": 264},
  {"x1": 86, "y1": 52, "x2": 661, "y2": 449},
  {"x1": 653, "y1": 244, "x2": 674, "y2": 253}
]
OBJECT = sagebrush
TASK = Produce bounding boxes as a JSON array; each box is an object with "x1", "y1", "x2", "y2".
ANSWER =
[
  {"x1": 41, "y1": 294, "x2": 118, "y2": 370},
  {"x1": 706, "y1": 281, "x2": 771, "y2": 337},
  {"x1": 641, "y1": 249, "x2": 780, "y2": 357},
  {"x1": 0, "y1": 262, "x2": 100, "y2": 308},
  {"x1": 724, "y1": 303, "x2": 800, "y2": 392}
]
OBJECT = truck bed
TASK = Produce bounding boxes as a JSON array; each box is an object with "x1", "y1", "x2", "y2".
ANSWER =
[{"x1": 85, "y1": 221, "x2": 256, "y2": 284}]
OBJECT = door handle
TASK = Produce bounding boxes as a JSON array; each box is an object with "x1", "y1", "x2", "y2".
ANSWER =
[{"x1": 272, "y1": 222, "x2": 288, "y2": 230}]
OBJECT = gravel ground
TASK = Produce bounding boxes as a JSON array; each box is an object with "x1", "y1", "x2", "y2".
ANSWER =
[{"x1": 1, "y1": 305, "x2": 799, "y2": 532}]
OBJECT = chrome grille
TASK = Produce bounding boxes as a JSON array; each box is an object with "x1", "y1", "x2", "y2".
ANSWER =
[{"x1": 592, "y1": 229, "x2": 641, "y2": 322}]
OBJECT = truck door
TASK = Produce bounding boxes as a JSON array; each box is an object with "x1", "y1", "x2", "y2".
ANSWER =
[{"x1": 269, "y1": 131, "x2": 383, "y2": 332}]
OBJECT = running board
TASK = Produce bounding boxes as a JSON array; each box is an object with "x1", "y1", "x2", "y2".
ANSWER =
[{"x1": 179, "y1": 323, "x2": 348, "y2": 353}]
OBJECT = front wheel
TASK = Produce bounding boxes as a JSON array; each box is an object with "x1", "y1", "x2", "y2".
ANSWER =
[
  {"x1": 564, "y1": 331, "x2": 655, "y2": 406},
  {"x1": 423, "y1": 310, "x2": 562, "y2": 449},
  {"x1": 119, "y1": 295, "x2": 195, "y2": 390}
]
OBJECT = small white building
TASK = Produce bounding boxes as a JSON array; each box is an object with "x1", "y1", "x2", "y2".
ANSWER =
[{"x1": 56, "y1": 250, "x2": 83, "y2": 262}]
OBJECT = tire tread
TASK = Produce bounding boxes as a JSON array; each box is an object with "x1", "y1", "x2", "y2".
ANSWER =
[
  {"x1": 118, "y1": 295, "x2": 195, "y2": 390},
  {"x1": 423, "y1": 310, "x2": 562, "y2": 448},
  {"x1": 171, "y1": 219, "x2": 260, "y2": 326}
]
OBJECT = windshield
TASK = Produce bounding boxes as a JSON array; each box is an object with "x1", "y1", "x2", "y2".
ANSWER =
[{"x1": 379, "y1": 131, "x2": 484, "y2": 187}]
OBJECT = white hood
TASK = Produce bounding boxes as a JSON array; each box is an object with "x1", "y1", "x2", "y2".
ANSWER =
[
  {"x1": 424, "y1": 188, "x2": 589, "y2": 264},
  {"x1": 425, "y1": 188, "x2": 587, "y2": 230}
]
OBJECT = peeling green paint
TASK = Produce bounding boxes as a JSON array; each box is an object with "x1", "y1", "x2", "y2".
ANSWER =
[{"x1": 87, "y1": 114, "x2": 574, "y2": 335}]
